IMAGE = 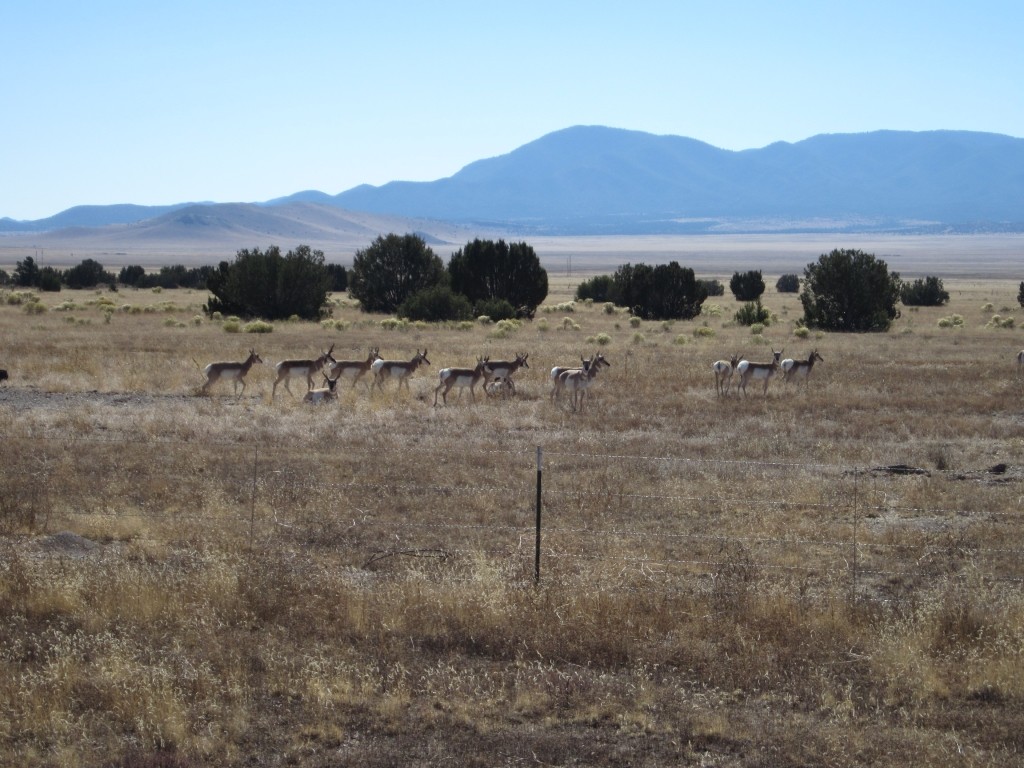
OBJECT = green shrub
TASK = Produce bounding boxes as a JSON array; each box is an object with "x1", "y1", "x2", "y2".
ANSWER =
[
  {"x1": 474, "y1": 297, "x2": 516, "y2": 322},
  {"x1": 243, "y1": 320, "x2": 274, "y2": 333},
  {"x1": 735, "y1": 300, "x2": 771, "y2": 326},
  {"x1": 398, "y1": 284, "x2": 473, "y2": 322},
  {"x1": 901, "y1": 276, "x2": 949, "y2": 306},
  {"x1": 776, "y1": 274, "x2": 801, "y2": 293}
]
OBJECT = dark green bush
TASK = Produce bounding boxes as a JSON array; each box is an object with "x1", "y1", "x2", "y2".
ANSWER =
[
  {"x1": 901, "y1": 276, "x2": 949, "y2": 307},
  {"x1": 776, "y1": 274, "x2": 800, "y2": 293},
  {"x1": 398, "y1": 285, "x2": 474, "y2": 322},
  {"x1": 735, "y1": 299, "x2": 771, "y2": 326}
]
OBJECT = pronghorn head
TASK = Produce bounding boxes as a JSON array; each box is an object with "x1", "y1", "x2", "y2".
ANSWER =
[
  {"x1": 516, "y1": 352, "x2": 529, "y2": 369},
  {"x1": 593, "y1": 352, "x2": 611, "y2": 369},
  {"x1": 731, "y1": 352, "x2": 742, "y2": 368},
  {"x1": 322, "y1": 374, "x2": 339, "y2": 392},
  {"x1": 319, "y1": 343, "x2": 337, "y2": 366},
  {"x1": 415, "y1": 349, "x2": 430, "y2": 367},
  {"x1": 247, "y1": 349, "x2": 264, "y2": 366},
  {"x1": 811, "y1": 349, "x2": 824, "y2": 363},
  {"x1": 369, "y1": 346, "x2": 381, "y2": 362}
]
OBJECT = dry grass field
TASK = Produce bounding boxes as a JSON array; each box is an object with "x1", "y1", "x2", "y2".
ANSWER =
[{"x1": 2, "y1": 260, "x2": 1024, "y2": 766}]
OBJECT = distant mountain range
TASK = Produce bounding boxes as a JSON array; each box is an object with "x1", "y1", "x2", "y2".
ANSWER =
[{"x1": 3, "y1": 126, "x2": 1023, "y2": 243}]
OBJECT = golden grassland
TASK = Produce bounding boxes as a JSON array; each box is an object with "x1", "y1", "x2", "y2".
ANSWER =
[{"x1": 2, "y1": 273, "x2": 1024, "y2": 767}]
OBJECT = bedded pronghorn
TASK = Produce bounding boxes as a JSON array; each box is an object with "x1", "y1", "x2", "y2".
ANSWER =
[
  {"x1": 712, "y1": 352, "x2": 741, "y2": 396},
  {"x1": 371, "y1": 349, "x2": 430, "y2": 393},
  {"x1": 735, "y1": 348, "x2": 782, "y2": 396},
  {"x1": 781, "y1": 349, "x2": 824, "y2": 384},
  {"x1": 303, "y1": 374, "x2": 341, "y2": 404},
  {"x1": 433, "y1": 356, "x2": 489, "y2": 406},
  {"x1": 326, "y1": 347, "x2": 381, "y2": 390},
  {"x1": 272, "y1": 344, "x2": 336, "y2": 400},
  {"x1": 200, "y1": 348, "x2": 264, "y2": 397},
  {"x1": 482, "y1": 353, "x2": 529, "y2": 396},
  {"x1": 550, "y1": 353, "x2": 611, "y2": 402}
]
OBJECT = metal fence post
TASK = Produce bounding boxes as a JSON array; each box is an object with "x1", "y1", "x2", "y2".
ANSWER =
[{"x1": 535, "y1": 446, "x2": 542, "y2": 585}]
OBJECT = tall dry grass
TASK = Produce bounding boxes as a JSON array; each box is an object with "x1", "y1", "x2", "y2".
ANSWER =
[{"x1": 1, "y1": 277, "x2": 1024, "y2": 766}]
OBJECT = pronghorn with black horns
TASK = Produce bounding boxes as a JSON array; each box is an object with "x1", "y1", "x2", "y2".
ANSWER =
[
  {"x1": 434, "y1": 356, "x2": 489, "y2": 406},
  {"x1": 550, "y1": 352, "x2": 611, "y2": 402},
  {"x1": 482, "y1": 352, "x2": 529, "y2": 396},
  {"x1": 371, "y1": 349, "x2": 430, "y2": 393},
  {"x1": 303, "y1": 373, "x2": 341, "y2": 404},
  {"x1": 781, "y1": 349, "x2": 824, "y2": 385},
  {"x1": 272, "y1": 343, "x2": 336, "y2": 400},
  {"x1": 735, "y1": 348, "x2": 782, "y2": 396},
  {"x1": 326, "y1": 346, "x2": 381, "y2": 390},
  {"x1": 200, "y1": 348, "x2": 264, "y2": 398}
]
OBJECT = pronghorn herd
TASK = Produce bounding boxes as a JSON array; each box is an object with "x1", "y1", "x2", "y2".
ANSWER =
[
  {"x1": 198, "y1": 346, "x2": 612, "y2": 409},
  {"x1": 198, "y1": 344, "x2": 1020, "y2": 406}
]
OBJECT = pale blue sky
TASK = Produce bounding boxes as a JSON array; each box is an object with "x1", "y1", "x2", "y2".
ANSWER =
[{"x1": 2, "y1": 1, "x2": 1021, "y2": 221}]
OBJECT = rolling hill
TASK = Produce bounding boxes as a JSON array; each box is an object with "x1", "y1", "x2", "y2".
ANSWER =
[{"x1": 2, "y1": 127, "x2": 1023, "y2": 255}]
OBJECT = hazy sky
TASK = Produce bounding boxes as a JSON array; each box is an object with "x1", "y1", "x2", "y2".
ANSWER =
[{"x1": 2, "y1": 1, "x2": 1021, "y2": 221}]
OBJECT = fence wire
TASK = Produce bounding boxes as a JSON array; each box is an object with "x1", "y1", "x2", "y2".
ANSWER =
[{"x1": 2, "y1": 434, "x2": 1022, "y2": 602}]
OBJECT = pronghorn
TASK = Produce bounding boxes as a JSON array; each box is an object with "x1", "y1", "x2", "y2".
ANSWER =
[
  {"x1": 434, "y1": 356, "x2": 489, "y2": 406},
  {"x1": 303, "y1": 374, "x2": 341, "y2": 404},
  {"x1": 558, "y1": 359, "x2": 604, "y2": 412},
  {"x1": 200, "y1": 348, "x2": 264, "y2": 397},
  {"x1": 272, "y1": 344, "x2": 336, "y2": 400},
  {"x1": 712, "y1": 352, "x2": 741, "y2": 397},
  {"x1": 550, "y1": 355, "x2": 590, "y2": 387},
  {"x1": 781, "y1": 349, "x2": 824, "y2": 384},
  {"x1": 371, "y1": 349, "x2": 430, "y2": 393},
  {"x1": 735, "y1": 348, "x2": 782, "y2": 396},
  {"x1": 485, "y1": 376, "x2": 514, "y2": 397},
  {"x1": 326, "y1": 347, "x2": 381, "y2": 390},
  {"x1": 482, "y1": 352, "x2": 529, "y2": 396},
  {"x1": 1018, "y1": 350, "x2": 1024, "y2": 373},
  {"x1": 550, "y1": 353, "x2": 611, "y2": 402}
]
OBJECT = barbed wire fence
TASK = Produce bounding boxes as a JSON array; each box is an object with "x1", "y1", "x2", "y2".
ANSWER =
[{"x1": 2, "y1": 433, "x2": 1022, "y2": 604}]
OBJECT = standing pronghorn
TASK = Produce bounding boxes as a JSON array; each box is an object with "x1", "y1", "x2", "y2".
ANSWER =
[
  {"x1": 326, "y1": 347, "x2": 381, "y2": 390},
  {"x1": 482, "y1": 353, "x2": 529, "y2": 396},
  {"x1": 735, "y1": 348, "x2": 782, "y2": 396},
  {"x1": 1018, "y1": 350, "x2": 1024, "y2": 373},
  {"x1": 712, "y1": 352, "x2": 741, "y2": 396},
  {"x1": 557, "y1": 356, "x2": 609, "y2": 412},
  {"x1": 434, "y1": 356, "x2": 489, "y2": 406},
  {"x1": 200, "y1": 348, "x2": 264, "y2": 397},
  {"x1": 272, "y1": 344, "x2": 336, "y2": 400},
  {"x1": 371, "y1": 349, "x2": 430, "y2": 393},
  {"x1": 781, "y1": 349, "x2": 824, "y2": 384},
  {"x1": 550, "y1": 353, "x2": 611, "y2": 402}
]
